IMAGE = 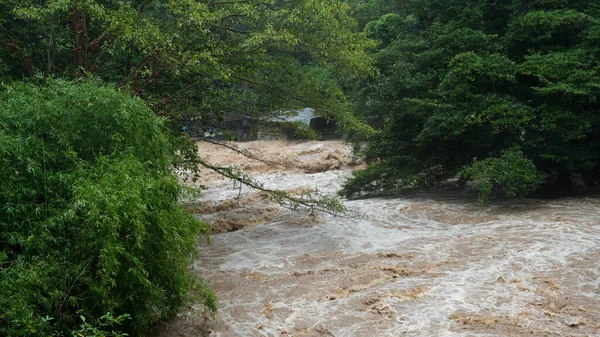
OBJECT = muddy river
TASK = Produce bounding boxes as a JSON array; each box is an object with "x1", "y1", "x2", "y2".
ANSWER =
[{"x1": 152, "y1": 140, "x2": 600, "y2": 337}]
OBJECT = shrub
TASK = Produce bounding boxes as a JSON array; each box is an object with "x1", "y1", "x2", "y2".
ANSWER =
[
  {"x1": 460, "y1": 148, "x2": 545, "y2": 202},
  {"x1": 0, "y1": 78, "x2": 215, "y2": 336}
]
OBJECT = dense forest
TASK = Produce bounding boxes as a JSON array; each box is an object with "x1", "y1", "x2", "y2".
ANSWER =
[
  {"x1": 342, "y1": 0, "x2": 600, "y2": 201},
  {"x1": 2, "y1": 0, "x2": 600, "y2": 336}
]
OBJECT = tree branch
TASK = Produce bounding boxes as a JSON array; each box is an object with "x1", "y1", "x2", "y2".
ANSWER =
[
  {"x1": 190, "y1": 158, "x2": 346, "y2": 215},
  {"x1": 201, "y1": 138, "x2": 291, "y2": 169},
  {"x1": 214, "y1": 26, "x2": 251, "y2": 35},
  {"x1": 3, "y1": 38, "x2": 35, "y2": 77},
  {"x1": 231, "y1": 74, "x2": 315, "y2": 107}
]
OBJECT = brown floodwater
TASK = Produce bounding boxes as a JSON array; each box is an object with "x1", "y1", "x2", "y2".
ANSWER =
[{"x1": 151, "y1": 140, "x2": 600, "y2": 337}]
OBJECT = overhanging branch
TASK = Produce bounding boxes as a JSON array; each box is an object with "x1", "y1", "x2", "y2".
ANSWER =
[
  {"x1": 201, "y1": 138, "x2": 291, "y2": 169},
  {"x1": 191, "y1": 158, "x2": 346, "y2": 216}
]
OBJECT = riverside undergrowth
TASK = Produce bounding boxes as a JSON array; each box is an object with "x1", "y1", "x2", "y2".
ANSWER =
[{"x1": 0, "y1": 78, "x2": 216, "y2": 336}]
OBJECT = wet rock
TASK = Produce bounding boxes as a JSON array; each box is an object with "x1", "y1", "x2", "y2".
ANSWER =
[{"x1": 564, "y1": 317, "x2": 585, "y2": 327}]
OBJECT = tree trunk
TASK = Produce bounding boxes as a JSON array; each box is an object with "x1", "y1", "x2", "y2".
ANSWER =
[
  {"x1": 71, "y1": 8, "x2": 88, "y2": 70},
  {"x1": 3, "y1": 39, "x2": 35, "y2": 77},
  {"x1": 557, "y1": 170, "x2": 573, "y2": 194}
]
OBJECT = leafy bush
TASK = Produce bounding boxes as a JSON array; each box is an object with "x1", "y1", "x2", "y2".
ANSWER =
[
  {"x1": 71, "y1": 313, "x2": 131, "y2": 337},
  {"x1": 460, "y1": 148, "x2": 545, "y2": 202},
  {"x1": 0, "y1": 78, "x2": 215, "y2": 336}
]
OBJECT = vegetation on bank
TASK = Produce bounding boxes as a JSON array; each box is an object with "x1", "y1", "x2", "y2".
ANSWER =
[
  {"x1": 0, "y1": 78, "x2": 215, "y2": 336},
  {"x1": 341, "y1": 0, "x2": 600, "y2": 201}
]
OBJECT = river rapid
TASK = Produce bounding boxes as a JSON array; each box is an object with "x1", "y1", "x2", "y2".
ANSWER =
[{"x1": 152, "y1": 140, "x2": 600, "y2": 337}]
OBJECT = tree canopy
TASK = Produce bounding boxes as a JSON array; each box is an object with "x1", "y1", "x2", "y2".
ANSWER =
[
  {"x1": 1, "y1": 0, "x2": 374, "y2": 131},
  {"x1": 341, "y1": 0, "x2": 600, "y2": 200}
]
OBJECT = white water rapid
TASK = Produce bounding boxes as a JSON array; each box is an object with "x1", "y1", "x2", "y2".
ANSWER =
[{"x1": 153, "y1": 140, "x2": 600, "y2": 337}]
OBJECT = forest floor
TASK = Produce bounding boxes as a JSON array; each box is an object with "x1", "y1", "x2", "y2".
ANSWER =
[{"x1": 149, "y1": 140, "x2": 600, "y2": 337}]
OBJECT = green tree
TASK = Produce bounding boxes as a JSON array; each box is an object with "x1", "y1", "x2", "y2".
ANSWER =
[
  {"x1": 0, "y1": 0, "x2": 374, "y2": 132},
  {"x1": 0, "y1": 78, "x2": 215, "y2": 336},
  {"x1": 342, "y1": 0, "x2": 600, "y2": 200}
]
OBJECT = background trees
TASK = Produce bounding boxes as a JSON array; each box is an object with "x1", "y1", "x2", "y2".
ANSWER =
[
  {"x1": 341, "y1": 0, "x2": 600, "y2": 200},
  {"x1": 1, "y1": 0, "x2": 373, "y2": 130}
]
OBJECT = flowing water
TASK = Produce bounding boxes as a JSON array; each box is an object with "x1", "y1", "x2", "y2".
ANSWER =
[{"x1": 151, "y1": 140, "x2": 600, "y2": 337}]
